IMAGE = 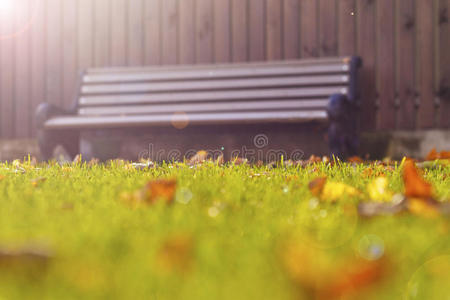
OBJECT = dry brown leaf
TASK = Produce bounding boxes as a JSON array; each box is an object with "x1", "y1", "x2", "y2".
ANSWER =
[
  {"x1": 426, "y1": 148, "x2": 450, "y2": 161},
  {"x1": 157, "y1": 234, "x2": 194, "y2": 274},
  {"x1": 145, "y1": 179, "x2": 177, "y2": 205},
  {"x1": 308, "y1": 177, "x2": 327, "y2": 197},
  {"x1": 348, "y1": 156, "x2": 364, "y2": 164},
  {"x1": 403, "y1": 160, "x2": 433, "y2": 198}
]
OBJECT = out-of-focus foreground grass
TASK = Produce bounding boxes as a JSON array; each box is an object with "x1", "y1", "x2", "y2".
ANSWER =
[{"x1": 0, "y1": 158, "x2": 448, "y2": 300}]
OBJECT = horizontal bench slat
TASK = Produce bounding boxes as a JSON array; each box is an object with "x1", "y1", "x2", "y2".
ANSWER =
[
  {"x1": 81, "y1": 75, "x2": 349, "y2": 95},
  {"x1": 83, "y1": 64, "x2": 349, "y2": 83},
  {"x1": 79, "y1": 87, "x2": 347, "y2": 106},
  {"x1": 85, "y1": 57, "x2": 352, "y2": 74},
  {"x1": 45, "y1": 110, "x2": 328, "y2": 129},
  {"x1": 78, "y1": 99, "x2": 329, "y2": 116}
]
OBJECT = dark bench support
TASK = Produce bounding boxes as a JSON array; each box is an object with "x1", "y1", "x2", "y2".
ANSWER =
[{"x1": 36, "y1": 103, "x2": 80, "y2": 161}]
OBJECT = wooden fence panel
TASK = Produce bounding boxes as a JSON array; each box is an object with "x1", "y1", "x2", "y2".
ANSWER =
[
  {"x1": 338, "y1": 0, "x2": 356, "y2": 55},
  {"x1": 266, "y1": 0, "x2": 282, "y2": 60},
  {"x1": 144, "y1": 0, "x2": 161, "y2": 65},
  {"x1": 94, "y1": 0, "x2": 111, "y2": 67},
  {"x1": 0, "y1": 0, "x2": 448, "y2": 138},
  {"x1": 284, "y1": 0, "x2": 300, "y2": 59},
  {"x1": 196, "y1": 0, "x2": 214, "y2": 63},
  {"x1": 356, "y1": 0, "x2": 376, "y2": 131},
  {"x1": 319, "y1": 0, "x2": 337, "y2": 56},
  {"x1": 249, "y1": 0, "x2": 265, "y2": 61},
  {"x1": 161, "y1": 0, "x2": 178, "y2": 65},
  {"x1": 416, "y1": 0, "x2": 436, "y2": 128},
  {"x1": 30, "y1": 0, "x2": 46, "y2": 136},
  {"x1": 439, "y1": 0, "x2": 450, "y2": 128},
  {"x1": 376, "y1": 0, "x2": 396, "y2": 130},
  {"x1": 300, "y1": 0, "x2": 318, "y2": 57},
  {"x1": 128, "y1": 0, "x2": 144, "y2": 66},
  {"x1": 14, "y1": 0, "x2": 31, "y2": 137},
  {"x1": 396, "y1": 0, "x2": 416, "y2": 130}
]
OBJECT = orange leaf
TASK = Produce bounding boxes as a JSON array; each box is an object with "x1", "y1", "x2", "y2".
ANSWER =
[
  {"x1": 145, "y1": 179, "x2": 177, "y2": 205},
  {"x1": 188, "y1": 150, "x2": 209, "y2": 165},
  {"x1": 157, "y1": 234, "x2": 194, "y2": 274},
  {"x1": 425, "y1": 148, "x2": 450, "y2": 161},
  {"x1": 403, "y1": 160, "x2": 433, "y2": 198},
  {"x1": 348, "y1": 156, "x2": 364, "y2": 164},
  {"x1": 308, "y1": 177, "x2": 327, "y2": 197}
]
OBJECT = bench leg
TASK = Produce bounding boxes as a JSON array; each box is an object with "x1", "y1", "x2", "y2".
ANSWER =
[
  {"x1": 36, "y1": 103, "x2": 79, "y2": 161},
  {"x1": 327, "y1": 94, "x2": 358, "y2": 159}
]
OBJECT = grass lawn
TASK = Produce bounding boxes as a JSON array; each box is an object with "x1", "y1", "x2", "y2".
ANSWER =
[{"x1": 0, "y1": 158, "x2": 449, "y2": 299}]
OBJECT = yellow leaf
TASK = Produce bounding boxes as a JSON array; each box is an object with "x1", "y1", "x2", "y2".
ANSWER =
[
  {"x1": 321, "y1": 181, "x2": 360, "y2": 202},
  {"x1": 408, "y1": 198, "x2": 440, "y2": 218},
  {"x1": 367, "y1": 177, "x2": 393, "y2": 202}
]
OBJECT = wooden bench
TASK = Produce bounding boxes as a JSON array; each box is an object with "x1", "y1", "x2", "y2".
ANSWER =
[{"x1": 36, "y1": 56, "x2": 362, "y2": 161}]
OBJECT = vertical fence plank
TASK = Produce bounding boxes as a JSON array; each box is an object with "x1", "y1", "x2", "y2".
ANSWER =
[
  {"x1": 283, "y1": 0, "x2": 300, "y2": 59},
  {"x1": 14, "y1": 0, "x2": 31, "y2": 137},
  {"x1": 144, "y1": 0, "x2": 161, "y2": 65},
  {"x1": 231, "y1": 0, "x2": 248, "y2": 62},
  {"x1": 319, "y1": 0, "x2": 337, "y2": 56},
  {"x1": 162, "y1": 0, "x2": 178, "y2": 64},
  {"x1": 249, "y1": 0, "x2": 265, "y2": 61},
  {"x1": 357, "y1": 0, "x2": 376, "y2": 131},
  {"x1": 338, "y1": 0, "x2": 356, "y2": 55},
  {"x1": 300, "y1": 0, "x2": 318, "y2": 57},
  {"x1": 396, "y1": 0, "x2": 416, "y2": 129},
  {"x1": 376, "y1": 0, "x2": 396, "y2": 129},
  {"x1": 179, "y1": 0, "x2": 195, "y2": 64},
  {"x1": 94, "y1": 0, "x2": 110, "y2": 67},
  {"x1": 78, "y1": 0, "x2": 94, "y2": 70},
  {"x1": 30, "y1": 0, "x2": 46, "y2": 136},
  {"x1": 128, "y1": 0, "x2": 144, "y2": 66},
  {"x1": 62, "y1": 0, "x2": 78, "y2": 109},
  {"x1": 416, "y1": 0, "x2": 435, "y2": 128},
  {"x1": 46, "y1": 0, "x2": 62, "y2": 107},
  {"x1": 439, "y1": 0, "x2": 450, "y2": 128},
  {"x1": 196, "y1": 0, "x2": 213, "y2": 63},
  {"x1": 111, "y1": 0, "x2": 127, "y2": 66},
  {"x1": 213, "y1": 0, "x2": 231, "y2": 62},
  {"x1": 266, "y1": 0, "x2": 282, "y2": 60}
]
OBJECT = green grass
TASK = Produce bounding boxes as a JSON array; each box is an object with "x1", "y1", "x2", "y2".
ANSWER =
[{"x1": 0, "y1": 160, "x2": 449, "y2": 300}]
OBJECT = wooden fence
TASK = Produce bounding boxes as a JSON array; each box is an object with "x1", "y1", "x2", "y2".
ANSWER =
[{"x1": 0, "y1": 0, "x2": 449, "y2": 138}]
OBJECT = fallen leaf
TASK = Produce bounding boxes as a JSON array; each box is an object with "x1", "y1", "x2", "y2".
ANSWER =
[
  {"x1": 188, "y1": 150, "x2": 208, "y2": 165},
  {"x1": 308, "y1": 177, "x2": 327, "y2": 197},
  {"x1": 407, "y1": 197, "x2": 440, "y2": 218},
  {"x1": 157, "y1": 234, "x2": 194, "y2": 274},
  {"x1": 367, "y1": 177, "x2": 393, "y2": 202},
  {"x1": 321, "y1": 181, "x2": 360, "y2": 202},
  {"x1": 145, "y1": 179, "x2": 177, "y2": 205},
  {"x1": 232, "y1": 157, "x2": 248, "y2": 165},
  {"x1": 425, "y1": 148, "x2": 450, "y2": 161},
  {"x1": 0, "y1": 246, "x2": 52, "y2": 279},
  {"x1": 348, "y1": 156, "x2": 364, "y2": 164},
  {"x1": 403, "y1": 160, "x2": 433, "y2": 198}
]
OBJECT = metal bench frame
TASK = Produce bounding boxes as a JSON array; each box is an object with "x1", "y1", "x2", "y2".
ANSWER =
[{"x1": 36, "y1": 56, "x2": 362, "y2": 161}]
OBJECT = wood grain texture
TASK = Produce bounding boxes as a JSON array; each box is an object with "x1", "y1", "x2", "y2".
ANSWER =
[
  {"x1": 300, "y1": 0, "x2": 318, "y2": 57},
  {"x1": 266, "y1": 0, "x2": 282, "y2": 60},
  {"x1": 46, "y1": 0, "x2": 63, "y2": 107},
  {"x1": 110, "y1": 0, "x2": 127, "y2": 66},
  {"x1": 14, "y1": 0, "x2": 31, "y2": 137},
  {"x1": 231, "y1": 0, "x2": 248, "y2": 62},
  {"x1": 144, "y1": 0, "x2": 161, "y2": 65},
  {"x1": 318, "y1": 0, "x2": 337, "y2": 56},
  {"x1": 376, "y1": 0, "x2": 396, "y2": 129},
  {"x1": 30, "y1": 0, "x2": 46, "y2": 136},
  {"x1": 439, "y1": 0, "x2": 450, "y2": 128},
  {"x1": 357, "y1": 0, "x2": 376, "y2": 131},
  {"x1": 416, "y1": 0, "x2": 436, "y2": 128},
  {"x1": 78, "y1": 0, "x2": 94, "y2": 68},
  {"x1": 128, "y1": 0, "x2": 144, "y2": 66},
  {"x1": 283, "y1": 0, "x2": 300, "y2": 59},
  {"x1": 213, "y1": 0, "x2": 231, "y2": 62},
  {"x1": 338, "y1": 0, "x2": 356, "y2": 55},
  {"x1": 179, "y1": 0, "x2": 195, "y2": 64},
  {"x1": 94, "y1": 0, "x2": 110, "y2": 67},
  {"x1": 249, "y1": 0, "x2": 265, "y2": 61},
  {"x1": 196, "y1": 0, "x2": 214, "y2": 63},
  {"x1": 162, "y1": 0, "x2": 178, "y2": 65},
  {"x1": 396, "y1": 0, "x2": 416, "y2": 129},
  {"x1": 62, "y1": 0, "x2": 78, "y2": 109}
]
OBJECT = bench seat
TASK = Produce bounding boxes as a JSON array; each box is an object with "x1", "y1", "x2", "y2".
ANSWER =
[{"x1": 36, "y1": 56, "x2": 362, "y2": 160}]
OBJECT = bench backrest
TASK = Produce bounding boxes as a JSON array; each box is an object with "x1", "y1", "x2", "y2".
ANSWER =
[{"x1": 75, "y1": 57, "x2": 361, "y2": 119}]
